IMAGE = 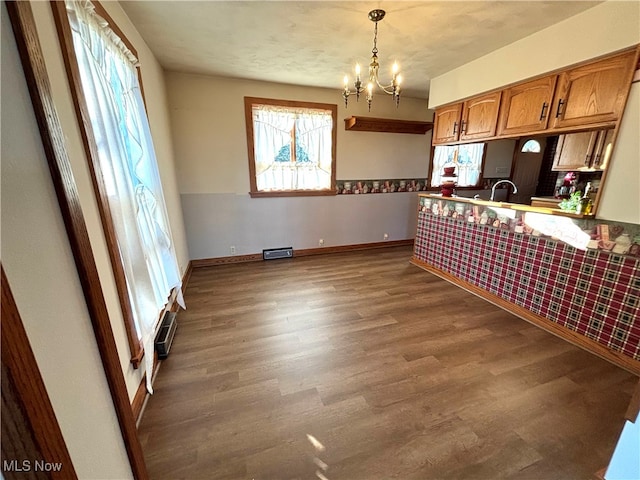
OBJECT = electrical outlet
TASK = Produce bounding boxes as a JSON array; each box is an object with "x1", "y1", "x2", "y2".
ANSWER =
[
  {"x1": 230, "y1": 245, "x2": 236, "y2": 255},
  {"x1": 383, "y1": 233, "x2": 389, "y2": 240},
  {"x1": 319, "y1": 239, "x2": 324, "y2": 246}
]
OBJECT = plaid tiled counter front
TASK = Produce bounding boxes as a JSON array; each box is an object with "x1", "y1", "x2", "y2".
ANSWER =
[{"x1": 414, "y1": 212, "x2": 640, "y2": 360}]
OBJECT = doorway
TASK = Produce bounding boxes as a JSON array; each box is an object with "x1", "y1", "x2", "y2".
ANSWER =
[{"x1": 510, "y1": 137, "x2": 547, "y2": 204}]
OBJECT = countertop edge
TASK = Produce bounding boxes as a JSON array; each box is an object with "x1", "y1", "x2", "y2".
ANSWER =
[{"x1": 418, "y1": 193, "x2": 594, "y2": 220}]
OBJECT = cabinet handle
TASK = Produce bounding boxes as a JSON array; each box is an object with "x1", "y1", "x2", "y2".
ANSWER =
[
  {"x1": 460, "y1": 120, "x2": 467, "y2": 134},
  {"x1": 555, "y1": 99, "x2": 565, "y2": 118},
  {"x1": 539, "y1": 102, "x2": 548, "y2": 121},
  {"x1": 453, "y1": 121, "x2": 458, "y2": 135}
]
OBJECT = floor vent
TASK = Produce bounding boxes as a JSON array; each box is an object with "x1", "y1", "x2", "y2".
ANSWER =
[
  {"x1": 155, "y1": 311, "x2": 177, "y2": 360},
  {"x1": 263, "y1": 247, "x2": 293, "y2": 260}
]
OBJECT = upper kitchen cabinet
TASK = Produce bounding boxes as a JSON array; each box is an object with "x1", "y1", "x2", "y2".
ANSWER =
[
  {"x1": 550, "y1": 50, "x2": 637, "y2": 129},
  {"x1": 432, "y1": 103, "x2": 463, "y2": 144},
  {"x1": 433, "y1": 92, "x2": 501, "y2": 144},
  {"x1": 497, "y1": 75, "x2": 558, "y2": 136},
  {"x1": 552, "y1": 129, "x2": 614, "y2": 171},
  {"x1": 459, "y1": 92, "x2": 502, "y2": 141}
]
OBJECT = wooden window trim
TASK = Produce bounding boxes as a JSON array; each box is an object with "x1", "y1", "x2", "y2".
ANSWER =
[
  {"x1": 51, "y1": 0, "x2": 148, "y2": 367},
  {"x1": 1, "y1": 266, "x2": 78, "y2": 479},
  {"x1": 6, "y1": 2, "x2": 148, "y2": 477},
  {"x1": 244, "y1": 96, "x2": 338, "y2": 198}
]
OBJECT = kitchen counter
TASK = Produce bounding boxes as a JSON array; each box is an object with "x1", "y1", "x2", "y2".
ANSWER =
[
  {"x1": 422, "y1": 193, "x2": 591, "y2": 219},
  {"x1": 412, "y1": 195, "x2": 640, "y2": 374}
]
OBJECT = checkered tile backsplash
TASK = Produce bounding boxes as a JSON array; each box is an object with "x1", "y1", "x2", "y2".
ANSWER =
[{"x1": 414, "y1": 213, "x2": 640, "y2": 360}]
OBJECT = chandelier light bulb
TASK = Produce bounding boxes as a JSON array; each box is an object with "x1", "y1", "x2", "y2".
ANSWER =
[{"x1": 341, "y1": 9, "x2": 403, "y2": 110}]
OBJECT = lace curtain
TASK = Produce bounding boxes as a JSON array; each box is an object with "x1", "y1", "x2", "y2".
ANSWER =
[
  {"x1": 252, "y1": 105, "x2": 332, "y2": 191},
  {"x1": 67, "y1": 0, "x2": 184, "y2": 393},
  {"x1": 431, "y1": 143, "x2": 484, "y2": 187}
]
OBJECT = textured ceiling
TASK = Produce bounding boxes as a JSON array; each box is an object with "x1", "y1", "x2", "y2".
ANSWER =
[{"x1": 120, "y1": 1, "x2": 602, "y2": 100}]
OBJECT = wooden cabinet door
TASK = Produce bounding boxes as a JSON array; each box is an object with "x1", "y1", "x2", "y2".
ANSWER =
[
  {"x1": 552, "y1": 131, "x2": 600, "y2": 171},
  {"x1": 551, "y1": 50, "x2": 637, "y2": 129},
  {"x1": 459, "y1": 91, "x2": 502, "y2": 140},
  {"x1": 497, "y1": 75, "x2": 558, "y2": 136},
  {"x1": 432, "y1": 103, "x2": 462, "y2": 144},
  {"x1": 591, "y1": 129, "x2": 615, "y2": 170}
]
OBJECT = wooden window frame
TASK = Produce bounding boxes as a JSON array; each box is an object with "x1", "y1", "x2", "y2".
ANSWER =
[
  {"x1": 51, "y1": 0, "x2": 148, "y2": 367},
  {"x1": 2, "y1": 267, "x2": 78, "y2": 479},
  {"x1": 244, "y1": 97, "x2": 338, "y2": 198}
]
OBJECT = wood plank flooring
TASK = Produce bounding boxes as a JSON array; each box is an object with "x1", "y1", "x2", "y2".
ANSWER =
[{"x1": 138, "y1": 246, "x2": 637, "y2": 479}]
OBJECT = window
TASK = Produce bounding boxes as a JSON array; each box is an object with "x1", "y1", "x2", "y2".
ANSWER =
[
  {"x1": 521, "y1": 139, "x2": 542, "y2": 153},
  {"x1": 430, "y1": 143, "x2": 486, "y2": 187},
  {"x1": 54, "y1": 0, "x2": 183, "y2": 390},
  {"x1": 244, "y1": 97, "x2": 337, "y2": 197}
]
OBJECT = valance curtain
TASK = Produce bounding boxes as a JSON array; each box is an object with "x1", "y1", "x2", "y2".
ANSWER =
[
  {"x1": 66, "y1": 0, "x2": 184, "y2": 393},
  {"x1": 431, "y1": 143, "x2": 484, "y2": 187},
  {"x1": 252, "y1": 105, "x2": 332, "y2": 191}
]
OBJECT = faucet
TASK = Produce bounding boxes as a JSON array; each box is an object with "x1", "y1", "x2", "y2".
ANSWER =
[{"x1": 490, "y1": 180, "x2": 518, "y2": 201}]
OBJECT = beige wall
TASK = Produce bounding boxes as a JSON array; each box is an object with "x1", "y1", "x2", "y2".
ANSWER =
[
  {"x1": 167, "y1": 72, "x2": 433, "y2": 259},
  {"x1": 428, "y1": 0, "x2": 640, "y2": 224},
  {"x1": 429, "y1": 1, "x2": 640, "y2": 108},
  {"x1": 598, "y1": 83, "x2": 640, "y2": 224},
  {"x1": 169, "y1": 73, "x2": 432, "y2": 195},
  {"x1": 1, "y1": 3, "x2": 132, "y2": 477}
]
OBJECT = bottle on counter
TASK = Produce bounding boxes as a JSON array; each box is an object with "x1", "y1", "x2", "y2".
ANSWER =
[{"x1": 576, "y1": 182, "x2": 593, "y2": 215}]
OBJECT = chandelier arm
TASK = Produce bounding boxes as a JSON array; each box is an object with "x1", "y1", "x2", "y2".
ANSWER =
[{"x1": 372, "y1": 77, "x2": 396, "y2": 94}]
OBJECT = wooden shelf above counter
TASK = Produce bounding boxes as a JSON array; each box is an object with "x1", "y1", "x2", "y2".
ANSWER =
[{"x1": 344, "y1": 116, "x2": 433, "y2": 134}]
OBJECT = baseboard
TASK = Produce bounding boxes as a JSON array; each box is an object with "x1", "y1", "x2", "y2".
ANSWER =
[
  {"x1": 295, "y1": 239, "x2": 414, "y2": 257},
  {"x1": 191, "y1": 239, "x2": 414, "y2": 267},
  {"x1": 131, "y1": 373, "x2": 148, "y2": 423},
  {"x1": 192, "y1": 253, "x2": 263, "y2": 267},
  {"x1": 410, "y1": 257, "x2": 640, "y2": 376},
  {"x1": 133, "y1": 262, "x2": 192, "y2": 420},
  {"x1": 181, "y1": 261, "x2": 193, "y2": 295},
  {"x1": 132, "y1": 352, "x2": 160, "y2": 424}
]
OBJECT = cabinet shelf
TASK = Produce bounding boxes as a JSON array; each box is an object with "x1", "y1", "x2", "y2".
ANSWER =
[{"x1": 344, "y1": 116, "x2": 433, "y2": 134}]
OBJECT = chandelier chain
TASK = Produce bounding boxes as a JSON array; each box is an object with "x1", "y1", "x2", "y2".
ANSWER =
[{"x1": 372, "y1": 21, "x2": 378, "y2": 55}]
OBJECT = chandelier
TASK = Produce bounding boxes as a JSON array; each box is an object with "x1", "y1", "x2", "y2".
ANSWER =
[{"x1": 342, "y1": 9, "x2": 402, "y2": 111}]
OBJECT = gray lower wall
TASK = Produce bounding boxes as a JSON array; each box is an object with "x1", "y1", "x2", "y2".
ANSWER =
[{"x1": 181, "y1": 193, "x2": 420, "y2": 259}]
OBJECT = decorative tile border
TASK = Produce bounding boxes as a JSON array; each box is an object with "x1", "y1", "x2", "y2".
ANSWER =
[
  {"x1": 337, "y1": 178, "x2": 429, "y2": 195},
  {"x1": 414, "y1": 211, "x2": 640, "y2": 360}
]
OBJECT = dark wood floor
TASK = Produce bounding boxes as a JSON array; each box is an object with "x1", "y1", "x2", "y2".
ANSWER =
[{"x1": 138, "y1": 246, "x2": 636, "y2": 479}]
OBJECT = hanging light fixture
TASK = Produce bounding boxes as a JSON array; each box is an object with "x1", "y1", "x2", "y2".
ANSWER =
[{"x1": 342, "y1": 9, "x2": 402, "y2": 111}]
